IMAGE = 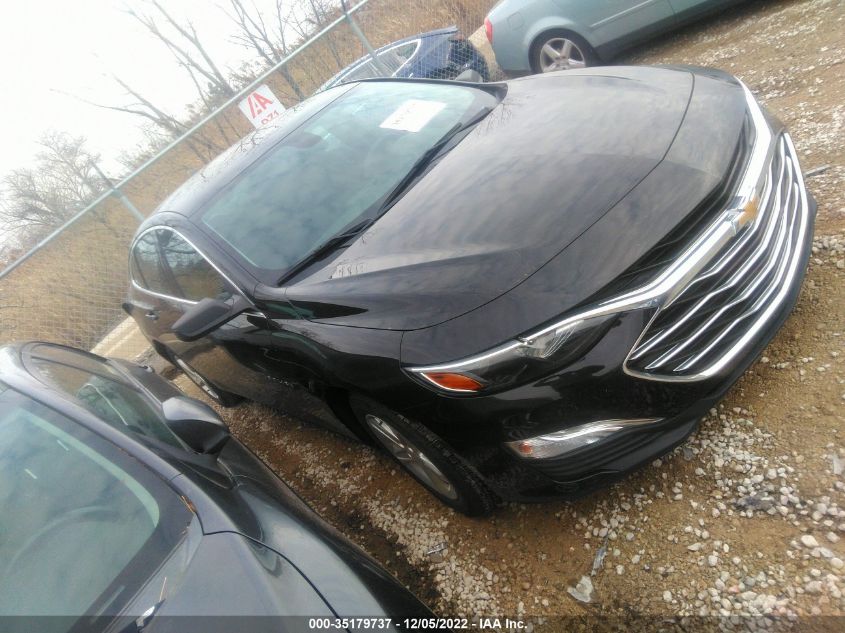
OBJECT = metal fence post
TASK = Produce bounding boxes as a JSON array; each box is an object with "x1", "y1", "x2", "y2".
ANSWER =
[
  {"x1": 91, "y1": 163, "x2": 145, "y2": 224},
  {"x1": 341, "y1": 0, "x2": 391, "y2": 76}
]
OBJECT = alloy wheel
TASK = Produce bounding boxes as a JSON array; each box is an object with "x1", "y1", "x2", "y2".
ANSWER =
[
  {"x1": 538, "y1": 37, "x2": 586, "y2": 72},
  {"x1": 365, "y1": 414, "x2": 458, "y2": 500}
]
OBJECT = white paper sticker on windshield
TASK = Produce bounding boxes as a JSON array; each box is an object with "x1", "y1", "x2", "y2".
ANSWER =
[{"x1": 380, "y1": 100, "x2": 447, "y2": 132}]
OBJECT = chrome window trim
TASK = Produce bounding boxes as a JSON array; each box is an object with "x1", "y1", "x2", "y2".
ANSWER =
[
  {"x1": 409, "y1": 81, "x2": 810, "y2": 389},
  {"x1": 128, "y1": 225, "x2": 248, "y2": 306}
]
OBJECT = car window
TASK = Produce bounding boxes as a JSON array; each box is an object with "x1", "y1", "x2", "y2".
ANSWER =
[
  {"x1": 28, "y1": 352, "x2": 187, "y2": 450},
  {"x1": 378, "y1": 41, "x2": 418, "y2": 73},
  {"x1": 129, "y1": 230, "x2": 177, "y2": 298},
  {"x1": 340, "y1": 59, "x2": 380, "y2": 82},
  {"x1": 0, "y1": 388, "x2": 191, "y2": 627},
  {"x1": 157, "y1": 230, "x2": 232, "y2": 302},
  {"x1": 338, "y1": 41, "x2": 419, "y2": 83},
  {"x1": 200, "y1": 81, "x2": 498, "y2": 281},
  {"x1": 131, "y1": 229, "x2": 232, "y2": 302}
]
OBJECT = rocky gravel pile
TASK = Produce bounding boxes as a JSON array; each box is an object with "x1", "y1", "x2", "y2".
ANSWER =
[{"x1": 566, "y1": 404, "x2": 845, "y2": 620}]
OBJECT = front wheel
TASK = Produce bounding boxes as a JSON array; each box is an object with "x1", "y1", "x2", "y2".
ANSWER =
[
  {"x1": 173, "y1": 356, "x2": 243, "y2": 407},
  {"x1": 530, "y1": 30, "x2": 597, "y2": 73},
  {"x1": 349, "y1": 395, "x2": 497, "y2": 516}
]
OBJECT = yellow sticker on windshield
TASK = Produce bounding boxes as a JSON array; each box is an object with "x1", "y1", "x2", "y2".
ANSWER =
[{"x1": 380, "y1": 100, "x2": 447, "y2": 132}]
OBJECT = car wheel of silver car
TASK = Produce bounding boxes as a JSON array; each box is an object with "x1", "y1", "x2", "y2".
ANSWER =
[
  {"x1": 173, "y1": 356, "x2": 243, "y2": 407},
  {"x1": 531, "y1": 30, "x2": 596, "y2": 73},
  {"x1": 349, "y1": 394, "x2": 497, "y2": 516}
]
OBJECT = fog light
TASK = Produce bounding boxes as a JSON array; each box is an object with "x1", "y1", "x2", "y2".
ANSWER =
[{"x1": 505, "y1": 418, "x2": 662, "y2": 460}]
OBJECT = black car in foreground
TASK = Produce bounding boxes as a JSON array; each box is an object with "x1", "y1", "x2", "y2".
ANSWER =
[
  {"x1": 125, "y1": 68, "x2": 815, "y2": 516},
  {"x1": 0, "y1": 342, "x2": 433, "y2": 631}
]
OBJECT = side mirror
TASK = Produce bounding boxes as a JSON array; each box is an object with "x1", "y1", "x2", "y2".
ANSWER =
[
  {"x1": 162, "y1": 396, "x2": 230, "y2": 454},
  {"x1": 172, "y1": 295, "x2": 251, "y2": 341}
]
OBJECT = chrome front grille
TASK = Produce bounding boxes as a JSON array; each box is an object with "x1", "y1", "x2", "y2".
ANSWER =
[{"x1": 625, "y1": 133, "x2": 811, "y2": 381}]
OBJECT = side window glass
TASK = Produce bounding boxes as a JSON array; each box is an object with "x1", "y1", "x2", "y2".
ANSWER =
[
  {"x1": 342, "y1": 60, "x2": 379, "y2": 82},
  {"x1": 29, "y1": 357, "x2": 187, "y2": 450},
  {"x1": 378, "y1": 42, "x2": 417, "y2": 74},
  {"x1": 158, "y1": 230, "x2": 232, "y2": 302},
  {"x1": 130, "y1": 231, "x2": 172, "y2": 296}
]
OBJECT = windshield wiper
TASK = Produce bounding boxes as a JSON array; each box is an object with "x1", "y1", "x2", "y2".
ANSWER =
[
  {"x1": 278, "y1": 218, "x2": 375, "y2": 284},
  {"x1": 376, "y1": 105, "x2": 494, "y2": 215},
  {"x1": 277, "y1": 106, "x2": 494, "y2": 285}
]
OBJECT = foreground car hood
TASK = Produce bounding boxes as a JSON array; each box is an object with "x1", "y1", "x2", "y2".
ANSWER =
[{"x1": 286, "y1": 67, "x2": 694, "y2": 330}]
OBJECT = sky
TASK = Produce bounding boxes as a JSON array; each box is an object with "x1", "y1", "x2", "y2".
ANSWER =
[{"x1": 0, "y1": 0, "x2": 302, "y2": 178}]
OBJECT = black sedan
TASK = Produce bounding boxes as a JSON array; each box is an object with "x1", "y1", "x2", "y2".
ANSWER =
[
  {"x1": 124, "y1": 69, "x2": 815, "y2": 516},
  {"x1": 0, "y1": 342, "x2": 433, "y2": 630}
]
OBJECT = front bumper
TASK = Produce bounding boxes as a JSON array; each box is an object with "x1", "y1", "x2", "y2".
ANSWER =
[
  {"x1": 469, "y1": 149, "x2": 816, "y2": 501},
  {"x1": 465, "y1": 207, "x2": 812, "y2": 501}
]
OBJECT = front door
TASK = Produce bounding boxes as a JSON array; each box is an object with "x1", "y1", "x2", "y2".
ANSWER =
[
  {"x1": 667, "y1": 0, "x2": 729, "y2": 19},
  {"x1": 126, "y1": 227, "x2": 275, "y2": 402},
  {"x1": 560, "y1": 0, "x2": 675, "y2": 45}
]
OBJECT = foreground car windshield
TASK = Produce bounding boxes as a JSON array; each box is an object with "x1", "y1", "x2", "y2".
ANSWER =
[
  {"x1": 198, "y1": 81, "x2": 498, "y2": 281},
  {"x1": 0, "y1": 387, "x2": 190, "y2": 623}
]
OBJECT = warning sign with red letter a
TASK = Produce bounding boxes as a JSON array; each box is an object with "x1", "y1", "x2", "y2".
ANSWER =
[{"x1": 238, "y1": 84, "x2": 286, "y2": 129}]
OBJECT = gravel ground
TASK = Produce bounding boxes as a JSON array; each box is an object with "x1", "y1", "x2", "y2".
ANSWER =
[{"x1": 175, "y1": 0, "x2": 845, "y2": 629}]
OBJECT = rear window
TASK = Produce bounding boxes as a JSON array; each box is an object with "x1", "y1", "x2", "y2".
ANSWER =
[{"x1": 198, "y1": 81, "x2": 497, "y2": 283}]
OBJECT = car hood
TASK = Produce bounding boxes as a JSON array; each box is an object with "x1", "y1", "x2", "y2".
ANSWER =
[{"x1": 285, "y1": 67, "x2": 695, "y2": 330}]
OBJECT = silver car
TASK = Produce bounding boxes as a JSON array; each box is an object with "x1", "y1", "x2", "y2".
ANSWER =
[{"x1": 484, "y1": 0, "x2": 739, "y2": 74}]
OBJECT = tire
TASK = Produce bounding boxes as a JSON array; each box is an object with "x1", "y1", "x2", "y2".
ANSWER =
[
  {"x1": 349, "y1": 394, "x2": 497, "y2": 516},
  {"x1": 172, "y1": 356, "x2": 243, "y2": 408},
  {"x1": 530, "y1": 29, "x2": 597, "y2": 74}
]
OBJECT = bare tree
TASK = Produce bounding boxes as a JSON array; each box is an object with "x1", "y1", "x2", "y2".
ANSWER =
[
  {"x1": 126, "y1": 0, "x2": 235, "y2": 98},
  {"x1": 221, "y1": 0, "x2": 307, "y2": 100},
  {"x1": 288, "y1": 0, "x2": 346, "y2": 71},
  {"x1": 58, "y1": 76, "x2": 223, "y2": 161},
  {"x1": 0, "y1": 132, "x2": 105, "y2": 235}
]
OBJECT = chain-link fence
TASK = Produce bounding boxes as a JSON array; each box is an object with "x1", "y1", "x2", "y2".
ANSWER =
[{"x1": 0, "y1": 0, "x2": 500, "y2": 362}]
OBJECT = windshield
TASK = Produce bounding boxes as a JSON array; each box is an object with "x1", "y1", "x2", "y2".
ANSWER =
[
  {"x1": 0, "y1": 386, "x2": 190, "y2": 627},
  {"x1": 198, "y1": 81, "x2": 499, "y2": 283}
]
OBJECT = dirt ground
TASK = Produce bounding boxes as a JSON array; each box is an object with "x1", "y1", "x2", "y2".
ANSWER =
[{"x1": 175, "y1": 0, "x2": 845, "y2": 628}]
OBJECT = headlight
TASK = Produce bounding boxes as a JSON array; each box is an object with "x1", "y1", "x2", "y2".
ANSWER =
[{"x1": 406, "y1": 314, "x2": 615, "y2": 393}]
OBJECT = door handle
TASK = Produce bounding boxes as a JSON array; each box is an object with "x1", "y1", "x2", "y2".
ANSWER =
[{"x1": 145, "y1": 310, "x2": 159, "y2": 321}]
